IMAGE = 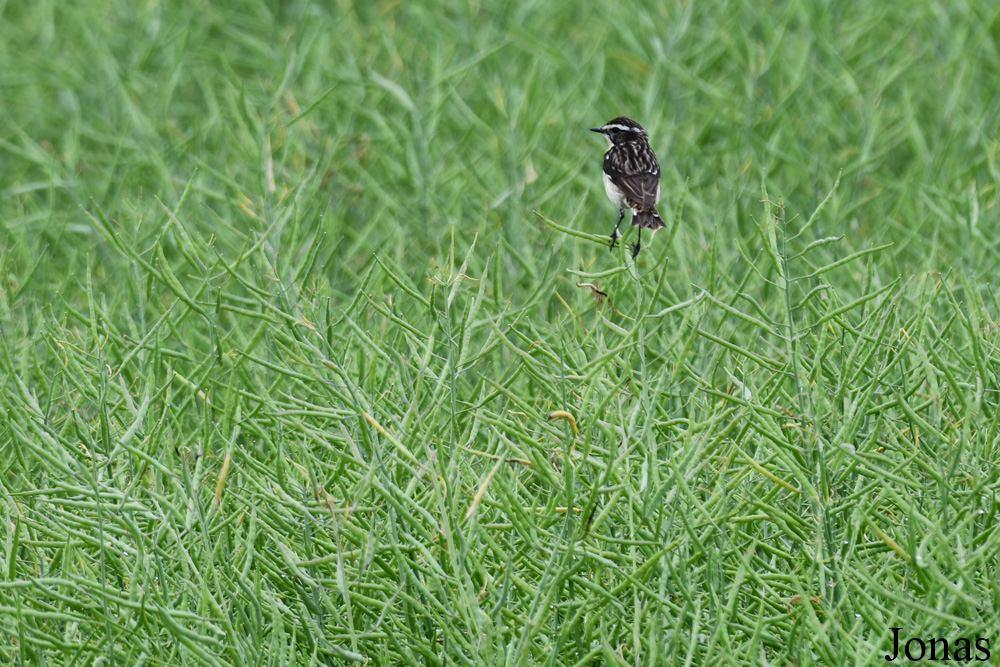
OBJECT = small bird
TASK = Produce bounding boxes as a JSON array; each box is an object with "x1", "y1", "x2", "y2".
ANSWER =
[{"x1": 590, "y1": 117, "x2": 664, "y2": 258}]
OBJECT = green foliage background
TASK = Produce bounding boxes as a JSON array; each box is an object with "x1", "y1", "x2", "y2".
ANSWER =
[{"x1": 2, "y1": 1, "x2": 1000, "y2": 664}]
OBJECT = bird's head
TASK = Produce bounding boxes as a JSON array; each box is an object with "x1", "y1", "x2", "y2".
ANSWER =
[{"x1": 590, "y1": 117, "x2": 647, "y2": 145}]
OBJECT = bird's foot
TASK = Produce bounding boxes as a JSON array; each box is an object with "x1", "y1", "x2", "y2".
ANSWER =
[
  {"x1": 630, "y1": 242, "x2": 641, "y2": 259},
  {"x1": 609, "y1": 232, "x2": 619, "y2": 251}
]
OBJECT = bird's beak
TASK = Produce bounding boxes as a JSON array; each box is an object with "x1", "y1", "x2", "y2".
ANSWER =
[{"x1": 589, "y1": 127, "x2": 604, "y2": 134}]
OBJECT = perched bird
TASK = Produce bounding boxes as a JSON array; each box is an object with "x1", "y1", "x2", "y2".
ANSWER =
[{"x1": 590, "y1": 117, "x2": 664, "y2": 258}]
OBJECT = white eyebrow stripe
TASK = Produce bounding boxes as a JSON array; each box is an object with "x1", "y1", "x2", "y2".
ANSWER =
[{"x1": 604, "y1": 124, "x2": 633, "y2": 133}]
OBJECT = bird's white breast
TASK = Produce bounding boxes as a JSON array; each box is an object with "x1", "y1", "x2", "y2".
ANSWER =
[{"x1": 603, "y1": 172, "x2": 626, "y2": 207}]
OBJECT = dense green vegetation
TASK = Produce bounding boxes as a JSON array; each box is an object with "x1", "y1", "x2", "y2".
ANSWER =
[{"x1": 2, "y1": 1, "x2": 1000, "y2": 664}]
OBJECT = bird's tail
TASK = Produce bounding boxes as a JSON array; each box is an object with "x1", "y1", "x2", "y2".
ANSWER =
[{"x1": 632, "y1": 206, "x2": 665, "y2": 231}]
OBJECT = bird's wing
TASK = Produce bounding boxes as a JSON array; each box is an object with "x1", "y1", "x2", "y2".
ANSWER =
[{"x1": 605, "y1": 168, "x2": 660, "y2": 212}]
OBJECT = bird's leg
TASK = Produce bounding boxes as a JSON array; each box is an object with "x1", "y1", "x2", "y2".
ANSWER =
[
  {"x1": 630, "y1": 227, "x2": 642, "y2": 259},
  {"x1": 609, "y1": 206, "x2": 625, "y2": 251}
]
